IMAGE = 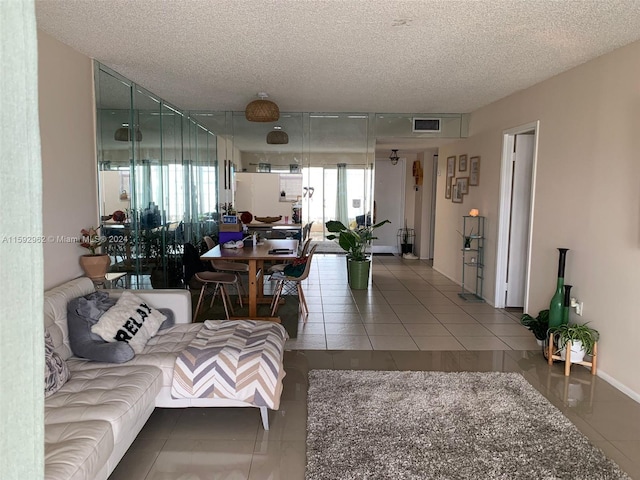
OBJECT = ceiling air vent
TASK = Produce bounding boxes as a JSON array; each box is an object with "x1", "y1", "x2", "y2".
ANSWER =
[{"x1": 412, "y1": 118, "x2": 441, "y2": 133}]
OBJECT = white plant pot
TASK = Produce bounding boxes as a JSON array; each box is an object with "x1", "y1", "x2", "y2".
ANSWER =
[{"x1": 559, "y1": 340, "x2": 586, "y2": 363}]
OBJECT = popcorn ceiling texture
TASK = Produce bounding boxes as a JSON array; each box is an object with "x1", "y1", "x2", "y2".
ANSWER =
[{"x1": 36, "y1": 0, "x2": 640, "y2": 113}]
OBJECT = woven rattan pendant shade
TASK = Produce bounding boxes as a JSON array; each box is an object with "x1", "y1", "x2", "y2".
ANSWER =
[
  {"x1": 266, "y1": 126, "x2": 289, "y2": 144},
  {"x1": 114, "y1": 125, "x2": 142, "y2": 142},
  {"x1": 245, "y1": 93, "x2": 280, "y2": 122}
]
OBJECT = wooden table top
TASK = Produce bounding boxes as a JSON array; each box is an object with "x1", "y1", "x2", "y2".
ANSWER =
[{"x1": 200, "y1": 239, "x2": 299, "y2": 261}]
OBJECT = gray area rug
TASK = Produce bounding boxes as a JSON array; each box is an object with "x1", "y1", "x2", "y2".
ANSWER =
[{"x1": 306, "y1": 370, "x2": 630, "y2": 480}]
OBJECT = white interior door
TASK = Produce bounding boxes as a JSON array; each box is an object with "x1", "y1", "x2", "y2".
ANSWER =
[
  {"x1": 373, "y1": 158, "x2": 405, "y2": 253},
  {"x1": 506, "y1": 133, "x2": 535, "y2": 307}
]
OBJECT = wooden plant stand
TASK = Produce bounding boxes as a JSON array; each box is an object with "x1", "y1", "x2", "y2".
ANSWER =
[{"x1": 547, "y1": 332, "x2": 597, "y2": 376}]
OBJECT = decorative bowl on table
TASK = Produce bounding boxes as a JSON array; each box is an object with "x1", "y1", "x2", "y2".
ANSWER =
[{"x1": 254, "y1": 215, "x2": 282, "y2": 224}]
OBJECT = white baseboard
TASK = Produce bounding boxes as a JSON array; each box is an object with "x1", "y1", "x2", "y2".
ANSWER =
[{"x1": 597, "y1": 369, "x2": 640, "y2": 404}]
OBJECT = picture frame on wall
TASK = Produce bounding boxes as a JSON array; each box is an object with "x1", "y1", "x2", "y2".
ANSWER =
[
  {"x1": 457, "y1": 176, "x2": 469, "y2": 194},
  {"x1": 452, "y1": 183, "x2": 463, "y2": 203},
  {"x1": 446, "y1": 156, "x2": 456, "y2": 178},
  {"x1": 459, "y1": 154, "x2": 468, "y2": 171},
  {"x1": 445, "y1": 176, "x2": 452, "y2": 199},
  {"x1": 469, "y1": 156, "x2": 481, "y2": 186}
]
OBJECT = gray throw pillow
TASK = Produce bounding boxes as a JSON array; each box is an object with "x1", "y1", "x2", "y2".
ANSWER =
[
  {"x1": 67, "y1": 291, "x2": 176, "y2": 363},
  {"x1": 67, "y1": 291, "x2": 135, "y2": 363},
  {"x1": 45, "y1": 330, "x2": 70, "y2": 397}
]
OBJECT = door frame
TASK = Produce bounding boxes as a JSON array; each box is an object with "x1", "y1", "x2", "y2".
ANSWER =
[
  {"x1": 494, "y1": 121, "x2": 540, "y2": 309},
  {"x1": 373, "y1": 157, "x2": 405, "y2": 253}
]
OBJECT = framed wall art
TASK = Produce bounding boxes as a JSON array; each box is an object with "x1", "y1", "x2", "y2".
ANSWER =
[
  {"x1": 469, "y1": 156, "x2": 481, "y2": 186},
  {"x1": 457, "y1": 176, "x2": 469, "y2": 194},
  {"x1": 446, "y1": 156, "x2": 456, "y2": 178},
  {"x1": 452, "y1": 183, "x2": 463, "y2": 203},
  {"x1": 445, "y1": 176, "x2": 452, "y2": 199},
  {"x1": 459, "y1": 154, "x2": 468, "y2": 171}
]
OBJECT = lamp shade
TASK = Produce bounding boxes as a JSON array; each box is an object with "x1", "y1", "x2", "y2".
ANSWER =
[
  {"x1": 245, "y1": 93, "x2": 280, "y2": 122},
  {"x1": 114, "y1": 125, "x2": 142, "y2": 142},
  {"x1": 266, "y1": 126, "x2": 289, "y2": 144},
  {"x1": 469, "y1": 209, "x2": 479, "y2": 217}
]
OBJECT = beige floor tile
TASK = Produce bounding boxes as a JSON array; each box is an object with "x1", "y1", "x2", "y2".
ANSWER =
[
  {"x1": 324, "y1": 323, "x2": 367, "y2": 335},
  {"x1": 325, "y1": 334, "x2": 372, "y2": 350},
  {"x1": 396, "y1": 312, "x2": 440, "y2": 324},
  {"x1": 390, "y1": 304, "x2": 431, "y2": 315},
  {"x1": 107, "y1": 438, "x2": 165, "y2": 480},
  {"x1": 456, "y1": 336, "x2": 512, "y2": 350},
  {"x1": 303, "y1": 312, "x2": 325, "y2": 323},
  {"x1": 413, "y1": 336, "x2": 465, "y2": 351},
  {"x1": 404, "y1": 323, "x2": 452, "y2": 336},
  {"x1": 136, "y1": 408, "x2": 183, "y2": 440},
  {"x1": 285, "y1": 334, "x2": 327, "y2": 350},
  {"x1": 255, "y1": 401, "x2": 307, "y2": 442},
  {"x1": 471, "y1": 313, "x2": 519, "y2": 324},
  {"x1": 369, "y1": 335, "x2": 419, "y2": 350},
  {"x1": 249, "y1": 440, "x2": 306, "y2": 480},
  {"x1": 482, "y1": 322, "x2": 530, "y2": 336},
  {"x1": 331, "y1": 350, "x2": 396, "y2": 370},
  {"x1": 322, "y1": 312, "x2": 362, "y2": 323},
  {"x1": 363, "y1": 323, "x2": 409, "y2": 336},
  {"x1": 361, "y1": 312, "x2": 401, "y2": 323},
  {"x1": 434, "y1": 312, "x2": 478, "y2": 324},
  {"x1": 145, "y1": 439, "x2": 255, "y2": 478},
  {"x1": 427, "y1": 304, "x2": 467, "y2": 314},
  {"x1": 322, "y1": 304, "x2": 359, "y2": 313},
  {"x1": 499, "y1": 335, "x2": 541, "y2": 350},
  {"x1": 296, "y1": 322, "x2": 325, "y2": 335},
  {"x1": 445, "y1": 323, "x2": 494, "y2": 337}
]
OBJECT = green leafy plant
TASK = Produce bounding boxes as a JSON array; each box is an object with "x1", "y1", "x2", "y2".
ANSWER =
[
  {"x1": 520, "y1": 309, "x2": 550, "y2": 341},
  {"x1": 550, "y1": 322, "x2": 600, "y2": 356},
  {"x1": 326, "y1": 219, "x2": 391, "y2": 261}
]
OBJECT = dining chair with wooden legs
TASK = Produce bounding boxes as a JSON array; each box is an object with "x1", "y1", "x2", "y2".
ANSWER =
[
  {"x1": 269, "y1": 245, "x2": 318, "y2": 320},
  {"x1": 192, "y1": 271, "x2": 238, "y2": 321},
  {"x1": 204, "y1": 235, "x2": 248, "y2": 303}
]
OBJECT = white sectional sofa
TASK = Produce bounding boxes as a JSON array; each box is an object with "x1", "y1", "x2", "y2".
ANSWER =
[{"x1": 43, "y1": 277, "x2": 286, "y2": 480}]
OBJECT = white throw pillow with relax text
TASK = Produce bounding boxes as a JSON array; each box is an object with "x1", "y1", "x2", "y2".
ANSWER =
[{"x1": 91, "y1": 291, "x2": 166, "y2": 354}]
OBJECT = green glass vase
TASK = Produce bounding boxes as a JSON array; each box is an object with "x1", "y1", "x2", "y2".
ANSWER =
[
  {"x1": 563, "y1": 284, "x2": 573, "y2": 325},
  {"x1": 548, "y1": 248, "x2": 569, "y2": 328}
]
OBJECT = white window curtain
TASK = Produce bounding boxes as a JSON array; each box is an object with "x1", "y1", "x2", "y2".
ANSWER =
[
  {"x1": 336, "y1": 163, "x2": 349, "y2": 226},
  {"x1": 1, "y1": 0, "x2": 44, "y2": 477}
]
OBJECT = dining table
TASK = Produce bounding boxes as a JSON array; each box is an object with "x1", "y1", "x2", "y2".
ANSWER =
[{"x1": 200, "y1": 238, "x2": 299, "y2": 320}]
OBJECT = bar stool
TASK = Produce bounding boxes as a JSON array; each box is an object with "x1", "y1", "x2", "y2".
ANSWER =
[{"x1": 193, "y1": 271, "x2": 238, "y2": 321}]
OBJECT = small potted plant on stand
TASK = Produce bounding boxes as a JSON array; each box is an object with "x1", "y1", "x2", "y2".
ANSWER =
[
  {"x1": 550, "y1": 322, "x2": 599, "y2": 364},
  {"x1": 326, "y1": 219, "x2": 390, "y2": 289},
  {"x1": 79, "y1": 226, "x2": 110, "y2": 281}
]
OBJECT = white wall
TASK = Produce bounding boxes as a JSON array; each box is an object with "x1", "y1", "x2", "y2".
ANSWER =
[
  {"x1": 39, "y1": 31, "x2": 98, "y2": 289},
  {"x1": 234, "y1": 172, "x2": 295, "y2": 219},
  {"x1": 434, "y1": 39, "x2": 640, "y2": 400}
]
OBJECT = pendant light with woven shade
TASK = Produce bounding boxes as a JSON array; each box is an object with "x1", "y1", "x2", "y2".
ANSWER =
[
  {"x1": 266, "y1": 125, "x2": 289, "y2": 144},
  {"x1": 114, "y1": 123, "x2": 142, "y2": 142},
  {"x1": 245, "y1": 92, "x2": 280, "y2": 122}
]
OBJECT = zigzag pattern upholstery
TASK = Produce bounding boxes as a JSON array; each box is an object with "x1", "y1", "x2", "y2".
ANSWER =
[{"x1": 171, "y1": 320, "x2": 288, "y2": 410}]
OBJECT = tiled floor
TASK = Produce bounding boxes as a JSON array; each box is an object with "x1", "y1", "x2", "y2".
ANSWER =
[
  {"x1": 107, "y1": 255, "x2": 640, "y2": 480},
  {"x1": 285, "y1": 254, "x2": 538, "y2": 351}
]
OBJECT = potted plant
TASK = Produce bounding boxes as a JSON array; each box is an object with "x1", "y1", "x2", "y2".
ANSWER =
[
  {"x1": 399, "y1": 220, "x2": 413, "y2": 255},
  {"x1": 550, "y1": 322, "x2": 599, "y2": 363},
  {"x1": 326, "y1": 219, "x2": 390, "y2": 289},
  {"x1": 520, "y1": 309, "x2": 549, "y2": 346},
  {"x1": 79, "y1": 226, "x2": 111, "y2": 280}
]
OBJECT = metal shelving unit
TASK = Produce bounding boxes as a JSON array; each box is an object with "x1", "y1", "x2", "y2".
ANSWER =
[{"x1": 459, "y1": 215, "x2": 485, "y2": 302}]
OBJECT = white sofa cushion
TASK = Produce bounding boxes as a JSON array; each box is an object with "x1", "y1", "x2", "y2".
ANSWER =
[
  {"x1": 44, "y1": 365, "x2": 162, "y2": 440},
  {"x1": 44, "y1": 277, "x2": 96, "y2": 360},
  {"x1": 45, "y1": 420, "x2": 113, "y2": 480},
  {"x1": 68, "y1": 323, "x2": 203, "y2": 389},
  {"x1": 91, "y1": 291, "x2": 166, "y2": 354}
]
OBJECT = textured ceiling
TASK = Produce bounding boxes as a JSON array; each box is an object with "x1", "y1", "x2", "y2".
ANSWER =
[{"x1": 35, "y1": 0, "x2": 640, "y2": 116}]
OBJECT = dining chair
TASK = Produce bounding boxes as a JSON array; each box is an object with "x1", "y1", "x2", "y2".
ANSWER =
[
  {"x1": 268, "y1": 237, "x2": 312, "y2": 276},
  {"x1": 192, "y1": 271, "x2": 238, "y2": 321},
  {"x1": 203, "y1": 235, "x2": 248, "y2": 302},
  {"x1": 269, "y1": 244, "x2": 318, "y2": 319}
]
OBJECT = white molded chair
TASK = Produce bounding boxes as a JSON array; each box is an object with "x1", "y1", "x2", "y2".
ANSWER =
[
  {"x1": 269, "y1": 244, "x2": 317, "y2": 320},
  {"x1": 193, "y1": 271, "x2": 238, "y2": 321}
]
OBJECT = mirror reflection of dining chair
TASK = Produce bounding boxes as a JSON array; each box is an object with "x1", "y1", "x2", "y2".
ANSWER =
[{"x1": 203, "y1": 236, "x2": 247, "y2": 304}]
